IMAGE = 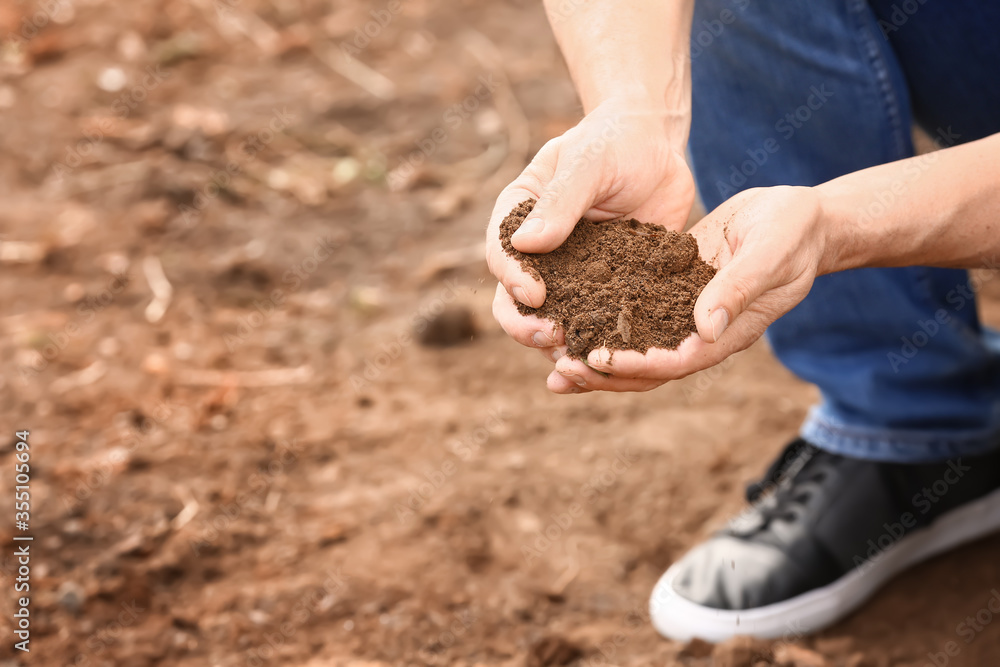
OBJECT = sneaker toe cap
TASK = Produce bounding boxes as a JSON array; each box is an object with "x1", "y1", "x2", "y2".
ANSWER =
[{"x1": 668, "y1": 535, "x2": 796, "y2": 610}]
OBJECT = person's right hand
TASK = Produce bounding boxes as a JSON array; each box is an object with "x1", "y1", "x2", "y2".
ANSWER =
[
  {"x1": 486, "y1": 97, "x2": 695, "y2": 364},
  {"x1": 549, "y1": 186, "x2": 826, "y2": 393}
]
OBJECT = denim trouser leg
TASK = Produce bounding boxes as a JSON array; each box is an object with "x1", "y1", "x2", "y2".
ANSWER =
[{"x1": 687, "y1": 0, "x2": 1000, "y2": 462}]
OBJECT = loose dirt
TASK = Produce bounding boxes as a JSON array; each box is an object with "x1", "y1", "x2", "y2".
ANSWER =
[{"x1": 500, "y1": 200, "x2": 715, "y2": 358}]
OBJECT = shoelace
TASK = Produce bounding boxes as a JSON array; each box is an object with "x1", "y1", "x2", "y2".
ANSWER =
[{"x1": 742, "y1": 440, "x2": 831, "y2": 527}]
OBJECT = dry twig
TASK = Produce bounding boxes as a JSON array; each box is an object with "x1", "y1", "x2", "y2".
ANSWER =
[
  {"x1": 143, "y1": 256, "x2": 173, "y2": 324},
  {"x1": 49, "y1": 360, "x2": 107, "y2": 395},
  {"x1": 175, "y1": 365, "x2": 314, "y2": 387}
]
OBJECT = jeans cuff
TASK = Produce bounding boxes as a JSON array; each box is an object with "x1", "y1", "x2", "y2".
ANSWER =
[{"x1": 800, "y1": 406, "x2": 1000, "y2": 463}]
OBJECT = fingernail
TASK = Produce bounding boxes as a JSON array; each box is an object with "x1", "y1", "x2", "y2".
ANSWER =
[
  {"x1": 552, "y1": 349, "x2": 564, "y2": 361},
  {"x1": 532, "y1": 331, "x2": 552, "y2": 347},
  {"x1": 710, "y1": 308, "x2": 730, "y2": 342},
  {"x1": 559, "y1": 370, "x2": 586, "y2": 387},
  {"x1": 512, "y1": 285, "x2": 532, "y2": 306},
  {"x1": 513, "y1": 217, "x2": 544, "y2": 237},
  {"x1": 589, "y1": 350, "x2": 611, "y2": 369}
]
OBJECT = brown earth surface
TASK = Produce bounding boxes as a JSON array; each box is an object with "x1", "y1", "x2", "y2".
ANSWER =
[{"x1": 1, "y1": 1, "x2": 999, "y2": 666}]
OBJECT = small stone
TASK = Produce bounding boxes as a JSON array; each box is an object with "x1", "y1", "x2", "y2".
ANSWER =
[
  {"x1": 142, "y1": 352, "x2": 169, "y2": 375},
  {"x1": 98, "y1": 252, "x2": 130, "y2": 275},
  {"x1": 64, "y1": 282, "x2": 85, "y2": 302},
  {"x1": 774, "y1": 643, "x2": 829, "y2": 667},
  {"x1": 813, "y1": 636, "x2": 855, "y2": 655},
  {"x1": 132, "y1": 198, "x2": 170, "y2": 233},
  {"x1": 348, "y1": 286, "x2": 384, "y2": 315},
  {"x1": 712, "y1": 636, "x2": 771, "y2": 667},
  {"x1": 244, "y1": 238, "x2": 266, "y2": 259},
  {"x1": 97, "y1": 337, "x2": 120, "y2": 357},
  {"x1": 616, "y1": 307, "x2": 632, "y2": 344},
  {"x1": 843, "y1": 653, "x2": 870, "y2": 667},
  {"x1": 332, "y1": 157, "x2": 361, "y2": 186},
  {"x1": 679, "y1": 637, "x2": 714, "y2": 659},
  {"x1": 117, "y1": 31, "x2": 147, "y2": 61},
  {"x1": 57, "y1": 581, "x2": 86, "y2": 615},
  {"x1": 526, "y1": 635, "x2": 582, "y2": 667},
  {"x1": 318, "y1": 524, "x2": 351, "y2": 546},
  {"x1": 417, "y1": 305, "x2": 477, "y2": 347},
  {"x1": 97, "y1": 67, "x2": 127, "y2": 92},
  {"x1": 172, "y1": 341, "x2": 194, "y2": 361},
  {"x1": 247, "y1": 609, "x2": 269, "y2": 625}
]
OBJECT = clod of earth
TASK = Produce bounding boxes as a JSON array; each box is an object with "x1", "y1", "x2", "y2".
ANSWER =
[
  {"x1": 418, "y1": 304, "x2": 478, "y2": 347},
  {"x1": 499, "y1": 199, "x2": 716, "y2": 359}
]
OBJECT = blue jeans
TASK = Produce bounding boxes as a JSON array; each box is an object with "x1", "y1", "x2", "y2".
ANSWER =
[{"x1": 687, "y1": 0, "x2": 1000, "y2": 462}]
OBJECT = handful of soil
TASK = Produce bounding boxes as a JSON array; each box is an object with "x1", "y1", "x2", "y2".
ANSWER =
[{"x1": 499, "y1": 199, "x2": 716, "y2": 359}]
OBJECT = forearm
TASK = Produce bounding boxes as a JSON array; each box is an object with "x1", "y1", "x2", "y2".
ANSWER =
[
  {"x1": 543, "y1": 0, "x2": 694, "y2": 140},
  {"x1": 817, "y1": 132, "x2": 1000, "y2": 273}
]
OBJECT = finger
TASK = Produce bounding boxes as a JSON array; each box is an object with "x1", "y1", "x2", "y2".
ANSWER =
[
  {"x1": 693, "y1": 255, "x2": 772, "y2": 343},
  {"x1": 627, "y1": 157, "x2": 697, "y2": 233},
  {"x1": 510, "y1": 146, "x2": 604, "y2": 255},
  {"x1": 585, "y1": 336, "x2": 714, "y2": 381},
  {"x1": 547, "y1": 370, "x2": 592, "y2": 394},
  {"x1": 629, "y1": 194, "x2": 685, "y2": 233},
  {"x1": 538, "y1": 345, "x2": 569, "y2": 363},
  {"x1": 553, "y1": 355, "x2": 663, "y2": 392},
  {"x1": 492, "y1": 282, "x2": 565, "y2": 349},
  {"x1": 486, "y1": 185, "x2": 548, "y2": 308}
]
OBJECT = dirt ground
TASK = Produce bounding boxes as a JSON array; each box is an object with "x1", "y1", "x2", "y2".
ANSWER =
[{"x1": 1, "y1": 0, "x2": 999, "y2": 665}]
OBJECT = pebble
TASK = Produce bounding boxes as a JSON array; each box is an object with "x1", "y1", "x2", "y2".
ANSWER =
[
  {"x1": 774, "y1": 644, "x2": 829, "y2": 667},
  {"x1": 57, "y1": 581, "x2": 86, "y2": 615},
  {"x1": 417, "y1": 305, "x2": 477, "y2": 347},
  {"x1": 97, "y1": 67, "x2": 128, "y2": 93}
]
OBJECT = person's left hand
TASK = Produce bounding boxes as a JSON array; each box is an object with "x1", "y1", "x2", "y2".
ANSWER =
[{"x1": 535, "y1": 185, "x2": 829, "y2": 393}]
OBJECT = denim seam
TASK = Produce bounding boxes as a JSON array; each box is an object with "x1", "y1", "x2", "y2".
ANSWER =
[
  {"x1": 802, "y1": 433, "x2": 996, "y2": 463},
  {"x1": 803, "y1": 406, "x2": 1000, "y2": 460},
  {"x1": 807, "y1": 414, "x2": 1000, "y2": 446},
  {"x1": 846, "y1": 0, "x2": 908, "y2": 162}
]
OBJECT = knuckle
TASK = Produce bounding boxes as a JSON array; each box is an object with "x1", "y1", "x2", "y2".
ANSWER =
[
  {"x1": 491, "y1": 297, "x2": 509, "y2": 329},
  {"x1": 485, "y1": 247, "x2": 498, "y2": 277},
  {"x1": 495, "y1": 311, "x2": 521, "y2": 340},
  {"x1": 487, "y1": 249, "x2": 512, "y2": 285},
  {"x1": 729, "y1": 275, "x2": 757, "y2": 312}
]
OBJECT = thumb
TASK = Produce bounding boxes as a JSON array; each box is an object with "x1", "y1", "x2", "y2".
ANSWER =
[
  {"x1": 693, "y1": 256, "x2": 771, "y2": 343},
  {"x1": 510, "y1": 156, "x2": 602, "y2": 254}
]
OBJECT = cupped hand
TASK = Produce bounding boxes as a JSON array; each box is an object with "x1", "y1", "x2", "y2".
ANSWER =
[
  {"x1": 547, "y1": 186, "x2": 828, "y2": 393},
  {"x1": 486, "y1": 96, "x2": 695, "y2": 365}
]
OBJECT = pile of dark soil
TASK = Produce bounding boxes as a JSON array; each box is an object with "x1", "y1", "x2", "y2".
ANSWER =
[{"x1": 499, "y1": 199, "x2": 716, "y2": 359}]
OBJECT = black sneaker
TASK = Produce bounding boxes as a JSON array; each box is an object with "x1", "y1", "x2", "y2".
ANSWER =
[{"x1": 649, "y1": 439, "x2": 1000, "y2": 642}]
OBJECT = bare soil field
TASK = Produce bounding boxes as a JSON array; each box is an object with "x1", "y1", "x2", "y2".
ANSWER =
[{"x1": 1, "y1": 1, "x2": 998, "y2": 665}]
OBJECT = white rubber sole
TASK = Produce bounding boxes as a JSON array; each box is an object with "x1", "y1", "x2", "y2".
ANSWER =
[{"x1": 650, "y1": 486, "x2": 1000, "y2": 643}]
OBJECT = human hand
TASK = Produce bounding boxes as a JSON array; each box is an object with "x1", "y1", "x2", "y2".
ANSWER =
[
  {"x1": 486, "y1": 96, "x2": 695, "y2": 365},
  {"x1": 544, "y1": 186, "x2": 827, "y2": 393}
]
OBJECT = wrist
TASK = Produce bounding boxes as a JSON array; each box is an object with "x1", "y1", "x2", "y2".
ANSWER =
[
  {"x1": 814, "y1": 180, "x2": 868, "y2": 276},
  {"x1": 588, "y1": 93, "x2": 691, "y2": 147},
  {"x1": 590, "y1": 84, "x2": 678, "y2": 109}
]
